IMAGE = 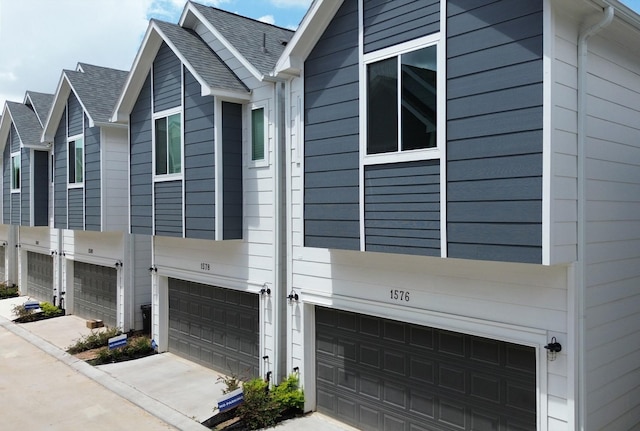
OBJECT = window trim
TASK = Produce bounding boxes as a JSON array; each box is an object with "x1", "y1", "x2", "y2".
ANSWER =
[
  {"x1": 361, "y1": 34, "x2": 443, "y2": 166},
  {"x1": 10, "y1": 151, "x2": 20, "y2": 192},
  {"x1": 67, "y1": 134, "x2": 84, "y2": 188},
  {"x1": 248, "y1": 102, "x2": 269, "y2": 168},
  {"x1": 152, "y1": 107, "x2": 183, "y2": 182}
]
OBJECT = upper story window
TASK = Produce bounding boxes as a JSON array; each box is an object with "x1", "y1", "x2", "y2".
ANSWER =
[
  {"x1": 364, "y1": 38, "x2": 440, "y2": 162},
  {"x1": 251, "y1": 107, "x2": 265, "y2": 162},
  {"x1": 10, "y1": 152, "x2": 20, "y2": 191},
  {"x1": 154, "y1": 112, "x2": 182, "y2": 177},
  {"x1": 68, "y1": 136, "x2": 84, "y2": 185}
]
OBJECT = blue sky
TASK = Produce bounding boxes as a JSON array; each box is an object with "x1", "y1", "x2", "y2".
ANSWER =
[{"x1": 0, "y1": 0, "x2": 639, "y2": 109}]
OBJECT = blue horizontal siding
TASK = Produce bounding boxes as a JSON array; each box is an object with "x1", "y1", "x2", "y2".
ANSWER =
[
  {"x1": 446, "y1": 0, "x2": 543, "y2": 264},
  {"x1": 67, "y1": 188, "x2": 84, "y2": 230},
  {"x1": 155, "y1": 180, "x2": 182, "y2": 237},
  {"x1": 153, "y1": 42, "x2": 182, "y2": 113},
  {"x1": 67, "y1": 92, "x2": 83, "y2": 137},
  {"x1": 3, "y1": 142, "x2": 9, "y2": 224},
  {"x1": 365, "y1": 160, "x2": 440, "y2": 256},
  {"x1": 304, "y1": 0, "x2": 360, "y2": 251},
  {"x1": 11, "y1": 194, "x2": 20, "y2": 225},
  {"x1": 84, "y1": 120, "x2": 101, "y2": 231},
  {"x1": 130, "y1": 73, "x2": 153, "y2": 235},
  {"x1": 54, "y1": 109, "x2": 67, "y2": 229},
  {"x1": 364, "y1": 0, "x2": 439, "y2": 53},
  {"x1": 20, "y1": 148, "x2": 30, "y2": 226}
]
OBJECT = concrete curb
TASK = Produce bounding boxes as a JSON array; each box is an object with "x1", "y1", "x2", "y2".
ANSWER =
[{"x1": 0, "y1": 316, "x2": 209, "y2": 431}]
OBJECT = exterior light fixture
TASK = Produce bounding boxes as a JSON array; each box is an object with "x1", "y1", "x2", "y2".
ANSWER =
[
  {"x1": 287, "y1": 290, "x2": 299, "y2": 302},
  {"x1": 544, "y1": 337, "x2": 562, "y2": 361}
]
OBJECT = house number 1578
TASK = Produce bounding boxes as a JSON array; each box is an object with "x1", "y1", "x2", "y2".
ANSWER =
[{"x1": 390, "y1": 289, "x2": 410, "y2": 302}]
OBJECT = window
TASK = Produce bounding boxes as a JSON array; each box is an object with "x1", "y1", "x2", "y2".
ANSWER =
[
  {"x1": 10, "y1": 153, "x2": 20, "y2": 191},
  {"x1": 155, "y1": 113, "x2": 181, "y2": 176},
  {"x1": 251, "y1": 107, "x2": 265, "y2": 161},
  {"x1": 366, "y1": 44, "x2": 437, "y2": 155},
  {"x1": 68, "y1": 137, "x2": 83, "y2": 184}
]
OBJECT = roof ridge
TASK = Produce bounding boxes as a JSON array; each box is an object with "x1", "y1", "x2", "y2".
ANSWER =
[{"x1": 190, "y1": 1, "x2": 295, "y2": 33}]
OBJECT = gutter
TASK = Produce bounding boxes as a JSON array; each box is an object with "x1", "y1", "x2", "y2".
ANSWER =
[{"x1": 575, "y1": 5, "x2": 614, "y2": 430}]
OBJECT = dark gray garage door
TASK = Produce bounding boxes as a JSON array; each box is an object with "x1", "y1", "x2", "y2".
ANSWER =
[
  {"x1": 316, "y1": 307, "x2": 537, "y2": 431},
  {"x1": 0, "y1": 246, "x2": 5, "y2": 283},
  {"x1": 168, "y1": 278, "x2": 259, "y2": 376},
  {"x1": 27, "y1": 251, "x2": 53, "y2": 302},
  {"x1": 73, "y1": 261, "x2": 117, "y2": 327}
]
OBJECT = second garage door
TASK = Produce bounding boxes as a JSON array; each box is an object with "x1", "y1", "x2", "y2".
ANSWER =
[
  {"x1": 73, "y1": 261, "x2": 117, "y2": 327},
  {"x1": 316, "y1": 307, "x2": 537, "y2": 431},
  {"x1": 27, "y1": 251, "x2": 53, "y2": 302},
  {"x1": 168, "y1": 278, "x2": 259, "y2": 376}
]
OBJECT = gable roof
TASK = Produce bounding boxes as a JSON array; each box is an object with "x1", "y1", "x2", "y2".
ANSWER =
[
  {"x1": 112, "y1": 19, "x2": 250, "y2": 123},
  {"x1": 24, "y1": 91, "x2": 54, "y2": 128},
  {"x1": 42, "y1": 63, "x2": 128, "y2": 142},
  {"x1": 0, "y1": 100, "x2": 48, "y2": 152},
  {"x1": 184, "y1": 2, "x2": 294, "y2": 79}
]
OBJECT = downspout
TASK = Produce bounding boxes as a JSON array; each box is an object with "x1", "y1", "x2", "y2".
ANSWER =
[{"x1": 576, "y1": 6, "x2": 614, "y2": 430}]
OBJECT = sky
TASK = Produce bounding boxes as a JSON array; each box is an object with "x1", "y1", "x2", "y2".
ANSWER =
[
  {"x1": 0, "y1": 0, "x2": 639, "y2": 110},
  {"x1": 0, "y1": 0, "x2": 311, "y2": 107}
]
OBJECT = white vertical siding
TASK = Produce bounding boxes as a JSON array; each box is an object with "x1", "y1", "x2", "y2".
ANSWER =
[
  {"x1": 582, "y1": 27, "x2": 640, "y2": 431},
  {"x1": 101, "y1": 127, "x2": 129, "y2": 232}
]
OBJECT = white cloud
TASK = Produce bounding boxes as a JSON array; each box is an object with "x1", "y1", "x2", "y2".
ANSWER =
[
  {"x1": 0, "y1": 0, "x2": 153, "y2": 106},
  {"x1": 270, "y1": 0, "x2": 312, "y2": 8},
  {"x1": 258, "y1": 15, "x2": 276, "y2": 25}
]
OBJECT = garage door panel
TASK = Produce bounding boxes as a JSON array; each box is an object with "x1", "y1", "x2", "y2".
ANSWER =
[
  {"x1": 73, "y1": 262, "x2": 117, "y2": 327},
  {"x1": 27, "y1": 252, "x2": 53, "y2": 302},
  {"x1": 168, "y1": 278, "x2": 259, "y2": 376},
  {"x1": 0, "y1": 247, "x2": 5, "y2": 282},
  {"x1": 316, "y1": 307, "x2": 536, "y2": 431}
]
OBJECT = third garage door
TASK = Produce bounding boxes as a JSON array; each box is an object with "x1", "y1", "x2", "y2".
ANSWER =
[
  {"x1": 27, "y1": 251, "x2": 53, "y2": 302},
  {"x1": 316, "y1": 307, "x2": 537, "y2": 431},
  {"x1": 73, "y1": 261, "x2": 117, "y2": 327},
  {"x1": 168, "y1": 278, "x2": 259, "y2": 376}
]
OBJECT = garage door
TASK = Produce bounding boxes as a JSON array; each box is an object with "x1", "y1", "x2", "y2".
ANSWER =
[
  {"x1": 316, "y1": 307, "x2": 537, "y2": 431},
  {"x1": 0, "y1": 246, "x2": 5, "y2": 283},
  {"x1": 27, "y1": 251, "x2": 53, "y2": 302},
  {"x1": 168, "y1": 278, "x2": 259, "y2": 376},
  {"x1": 73, "y1": 261, "x2": 117, "y2": 327}
]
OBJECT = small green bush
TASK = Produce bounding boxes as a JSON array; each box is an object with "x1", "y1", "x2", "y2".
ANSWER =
[
  {"x1": 40, "y1": 302, "x2": 63, "y2": 318},
  {"x1": 11, "y1": 303, "x2": 36, "y2": 322},
  {"x1": 88, "y1": 336, "x2": 155, "y2": 365},
  {"x1": 237, "y1": 374, "x2": 305, "y2": 430},
  {"x1": 0, "y1": 284, "x2": 18, "y2": 299},
  {"x1": 67, "y1": 327, "x2": 121, "y2": 354}
]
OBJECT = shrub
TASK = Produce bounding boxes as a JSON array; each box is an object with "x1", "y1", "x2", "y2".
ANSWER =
[
  {"x1": 67, "y1": 327, "x2": 121, "y2": 354},
  {"x1": 88, "y1": 336, "x2": 155, "y2": 365},
  {"x1": 11, "y1": 303, "x2": 36, "y2": 322},
  {"x1": 40, "y1": 302, "x2": 63, "y2": 318},
  {"x1": 236, "y1": 374, "x2": 305, "y2": 430},
  {"x1": 0, "y1": 284, "x2": 18, "y2": 299}
]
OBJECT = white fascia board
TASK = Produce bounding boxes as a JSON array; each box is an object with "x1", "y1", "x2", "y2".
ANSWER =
[
  {"x1": 22, "y1": 93, "x2": 45, "y2": 129},
  {"x1": 111, "y1": 23, "x2": 161, "y2": 124},
  {"x1": 184, "y1": 3, "x2": 264, "y2": 82},
  {"x1": 94, "y1": 121, "x2": 128, "y2": 129},
  {"x1": 201, "y1": 86, "x2": 251, "y2": 102},
  {"x1": 0, "y1": 104, "x2": 12, "y2": 152},
  {"x1": 274, "y1": 0, "x2": 344, "y2": 77}
]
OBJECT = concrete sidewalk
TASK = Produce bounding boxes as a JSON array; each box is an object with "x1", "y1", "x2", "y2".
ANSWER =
[{"x1": 0, "y1": 296, "x2": 354, "y2": 431}]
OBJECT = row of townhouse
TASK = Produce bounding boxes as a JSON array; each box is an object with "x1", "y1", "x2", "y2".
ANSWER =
[{"x1": 1, "y1": 0, "x2": 639, "y2": 430}]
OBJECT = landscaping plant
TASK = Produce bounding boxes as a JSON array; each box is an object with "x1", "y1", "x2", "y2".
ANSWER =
[{"x1": 66, "y1": 327, "x2": 122, "y2": 354}]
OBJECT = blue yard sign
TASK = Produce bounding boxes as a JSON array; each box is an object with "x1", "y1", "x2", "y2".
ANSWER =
[
  {"x1": 217, "y1": 388, "x2": 244, "y2": 412},
  {"x1": 24, "y1": 301, "x2": 40, "y2": 311},
  {"x1": 108, "y1": 334, "x2": 127, "y2": 350}
]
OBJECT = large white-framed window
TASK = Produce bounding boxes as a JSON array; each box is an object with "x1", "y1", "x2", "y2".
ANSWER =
[
  {"x1": 363, "y1": 35, "x2": 442, "y2": 165},
  {"x1": 68, "y1": 135, "x2": 84, "y2": 186},
  {"x1": 153, "y1": 109, "x2": 182, "y2": 179},
  {"x1": 249, "y1": 102, "x2": 268, "y2": 168},
  {"x1": 10, "y1": 151, "x2": 20, "y2": 192}
]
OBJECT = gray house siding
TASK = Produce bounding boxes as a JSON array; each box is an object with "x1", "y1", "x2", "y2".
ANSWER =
[
  {"x1": 184, "y1": 68, "x2": 215, "y2": 240},
  {"x1": 10, "y1": 124, "x2": 19, "y2": 153},
  {"x1": 20, "y1": 148, "x2": 30, "y2": 226},
  {"x1": 130, "y1": 73, "x2": 153, "y2": 235},
  {"x1": 11, "y1": 194, "x2": 20, "y2": 224},
  {"x1": 84, "y1": 119, "x2": 101, "y2": 231},
  {"x1": 33, "y1": 150, "x2": 49, "y2": 226},
  {"x1": 446, "y1": 0, "x2": 544, "y2": 264},
  {"x1": 2, "y1": 142, "x2": 9, "y2": 224},
  {"x1": 67, "y1": 92, "x2": 83, "y2": 137},
  {"x1": 54, "y1": 109, "x2": 68, "y2": 229},
  {"x1": 222, "y1": 102, "x2": 242, "y2": 240},
  {"x1": 67, "y1": 188, "x2": 84, "y2": 230},
  {"x1": 304, "y1": 0, "x2": 360, "y2": 251},
  {"x1": 364, "y1": 160, "x2": 440, "y2": 256},
  {"x1": 363, "y1": 0, "x2": 439, "y2": 54},
  {"x1": 154, "y1": 181, "x2": 182, "y2": 237},
  {"x1": 153, "y1": 43, "x2": 182, "y2": 113}
]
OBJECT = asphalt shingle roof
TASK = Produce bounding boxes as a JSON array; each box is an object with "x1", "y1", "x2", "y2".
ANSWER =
[
  {"x1": 5, "y1": 101, "x2": 44, "y2": 147},
  {"x1": 25, "y1": 91, "x2": 54, "y2": 128},
  {"x1": 64, "y1": 63, "x2": 128, "y2": 124},
  {"x1": 153, "y1": 19, "x2": 249, "y2": 93},
  {"x1": 190, "y1": 2, "x2": 295, "y2": 76}
]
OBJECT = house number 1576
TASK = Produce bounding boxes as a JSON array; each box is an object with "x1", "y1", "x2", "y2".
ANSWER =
[{"x1": 390, "y1": 289, "x2": 410, "y2": 302}]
